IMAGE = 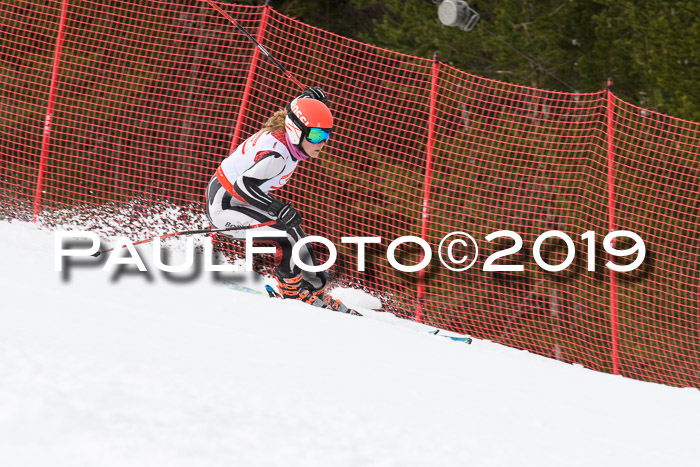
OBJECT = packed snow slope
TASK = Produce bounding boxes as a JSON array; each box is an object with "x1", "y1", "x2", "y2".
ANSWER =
[{"x1": 1, "y1": 220, "x2": 698, "y2": 467}]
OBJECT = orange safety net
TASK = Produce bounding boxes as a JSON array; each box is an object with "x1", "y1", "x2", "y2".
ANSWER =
[{"x1": 1, "y1": 1, "x2": 697, "y2": 388}]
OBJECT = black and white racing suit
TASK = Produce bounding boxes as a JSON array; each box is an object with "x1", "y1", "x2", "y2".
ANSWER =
[{"x1": 206, "y1": 128, "x2": 324, "y2": 288}]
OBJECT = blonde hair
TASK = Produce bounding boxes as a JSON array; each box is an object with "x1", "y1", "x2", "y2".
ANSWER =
[{"x1": 262, "y1": 109, "x2": 287, "y2": 133}]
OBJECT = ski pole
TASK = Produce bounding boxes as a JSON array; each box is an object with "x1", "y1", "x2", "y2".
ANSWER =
[
  {"x1": 199, "y1": 0, "x2": 306, "y2": 90},
  {"x1": 91, "y1": 220, "x2": 277, "y2": 257}
]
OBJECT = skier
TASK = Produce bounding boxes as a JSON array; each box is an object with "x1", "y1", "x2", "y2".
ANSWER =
[{"x1": 206, "y1": 87, "x2": 356, "y2": 314}]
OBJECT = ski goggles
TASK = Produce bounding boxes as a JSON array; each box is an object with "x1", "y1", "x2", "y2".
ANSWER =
[{"x1": 306, "y1": 127, "x2": 331, "y2": 144}]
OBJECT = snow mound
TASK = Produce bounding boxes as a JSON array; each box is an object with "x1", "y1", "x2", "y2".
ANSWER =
[{"x1": 1, "y1": 220, "x2": 698, "y2": 467}]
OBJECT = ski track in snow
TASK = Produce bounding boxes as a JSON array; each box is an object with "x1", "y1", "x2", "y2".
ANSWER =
[{"x1": 1, "y1": 220, "x2": 698, "y2": 467}]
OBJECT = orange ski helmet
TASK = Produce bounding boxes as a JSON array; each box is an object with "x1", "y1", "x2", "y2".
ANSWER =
[{"x1": 285, "y1": 98, "x2": 333, "y2": 147}]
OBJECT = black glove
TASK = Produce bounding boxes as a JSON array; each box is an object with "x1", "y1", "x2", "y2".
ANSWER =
[
  {"x1": 267, "y1": 199, "x2": 302, "y2": 230},
  {"x1": 297, "y1": 86, "x2": 328, "y2": 104}
]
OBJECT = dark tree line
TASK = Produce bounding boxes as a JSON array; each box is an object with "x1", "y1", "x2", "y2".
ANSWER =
[{"x1": 230, "y1": 0, "x2": 699, "y2": 122}]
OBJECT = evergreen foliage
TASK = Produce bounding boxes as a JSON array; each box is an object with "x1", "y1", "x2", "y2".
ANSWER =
[{"x1": 271, "y1": 0, "x2": 700, "y2": 121}]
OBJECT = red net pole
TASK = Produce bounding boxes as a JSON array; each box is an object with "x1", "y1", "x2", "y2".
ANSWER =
[
  {"x1": 32, "y1": 0, "x2": 70, "y2": 222},
  {"x1": 606, "y1": 77, "x2": 620, "y2": 375},
  {"x1": 416, "y1": 52, "x2": 440, "y2": 323},
  {"x1": 229, "y1": 3, "x2": 271, "y2": 153}
]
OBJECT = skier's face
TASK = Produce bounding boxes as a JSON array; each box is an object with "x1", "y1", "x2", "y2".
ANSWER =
[{"x1": 301, "y1": 138, "x2": 326, "y2": 158}]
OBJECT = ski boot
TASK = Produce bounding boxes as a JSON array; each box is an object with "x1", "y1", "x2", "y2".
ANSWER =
[
  {"x1": 273, "y1": 267, "x2": 304, "y2": 299},
  {"x1": 299, "y1": 281, "x2": 362, "y2": 316},
  {"x1": 273, "y1": 268, "x2": 361, "y2": 316}
]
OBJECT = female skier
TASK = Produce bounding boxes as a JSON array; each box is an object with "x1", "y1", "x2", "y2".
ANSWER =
[{"x1": 206, "y1": 87, "x2": 355, "y2": 314}]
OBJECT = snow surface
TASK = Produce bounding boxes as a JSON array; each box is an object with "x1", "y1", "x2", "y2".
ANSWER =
[{"x1": 1, "y1": 220, "x2": 698, "y2": 467}]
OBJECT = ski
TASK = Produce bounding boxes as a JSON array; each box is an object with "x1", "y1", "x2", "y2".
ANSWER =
[
  {"x1": 221, "y1": 280, "x2": 362, "y2": 316},
  {"x1": 441, "y1": 335, "x2": 473, "y2": 344},
  {"x1": 222, "y1": 280, "x2": 270, "y2": 297},
  {"x1": 430, "y1": 329, "x2": 473, "y2": 344},
  {"x1": 222, "y1": 281, "x2": 470, "y2": 342},
  {"x1": 265, "y1": 284, "x2": 281, "y2": 298}
]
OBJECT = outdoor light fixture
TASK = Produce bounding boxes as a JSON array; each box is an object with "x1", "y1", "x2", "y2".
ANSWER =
[{"x1": 437, "y1": 0, "x2": 480, "y2": 32}]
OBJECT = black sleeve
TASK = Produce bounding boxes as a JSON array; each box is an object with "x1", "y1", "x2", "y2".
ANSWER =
[{"x1": 232, "y1": 151, "x2": 286, "y2": 211}]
